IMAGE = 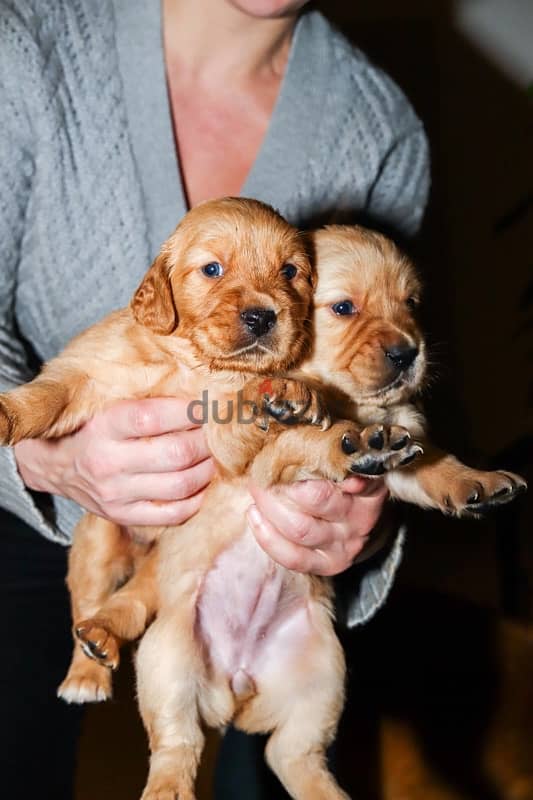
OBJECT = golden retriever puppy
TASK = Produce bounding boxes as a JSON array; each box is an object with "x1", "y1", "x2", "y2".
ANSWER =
[
  {"x1": 303, "y1": 225, "x2": 527, "y2": 515},
  {"x1": 0, "y1": 198, "x2": 331, "y2": 704}
]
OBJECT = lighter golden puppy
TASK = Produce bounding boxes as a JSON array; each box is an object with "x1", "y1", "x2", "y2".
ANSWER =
[
  {"x1": 303, "y1": 225, "x2": 527, "y2": 516},
  {"x1": 0, "y1": 197, "x2": 329, "y2": 704}
]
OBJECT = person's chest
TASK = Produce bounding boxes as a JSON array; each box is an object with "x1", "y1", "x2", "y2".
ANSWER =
[{"x1": 166, "y1": 75, "x2": 281, "y2": 208}]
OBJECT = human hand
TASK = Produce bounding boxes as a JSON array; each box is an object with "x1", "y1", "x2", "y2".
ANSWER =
[
  {"x1": 247, "y1": 477, "x2": 389, "y2": 576},
  {"x1": 13, "y1": 397, "x2": 215, "y2": 526}
]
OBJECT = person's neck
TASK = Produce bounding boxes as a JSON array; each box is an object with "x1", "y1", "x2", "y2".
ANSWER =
[{"x1": 163, "y1": 0, "x2": 299, "y2": 84}]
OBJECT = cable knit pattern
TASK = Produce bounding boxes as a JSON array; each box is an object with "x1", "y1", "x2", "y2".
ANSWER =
[{"x1": 0, "y1": 0, "x2": 430, "y2": 624}]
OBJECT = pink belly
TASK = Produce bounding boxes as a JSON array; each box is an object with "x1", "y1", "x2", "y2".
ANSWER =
[{"x1": 197, "y1": 530, "x2": 311, "y2": 696}]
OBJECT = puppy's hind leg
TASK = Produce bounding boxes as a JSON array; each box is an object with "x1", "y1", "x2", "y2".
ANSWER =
[
  {"x1": 136, "y1": 613, "x2": 205, "y2": 800},
  {"x1": 266, "y1": 716, "x2": 350, "y2": 800},
  {"x1": 75, "y1": 546, "x2": 159, "y2": 670},
  {"x1": 245, "y1": 604, "x2": 349, "y2": 800},
  {"x1": 57, "y1": 514, "x2": 138, "y2": 704}
]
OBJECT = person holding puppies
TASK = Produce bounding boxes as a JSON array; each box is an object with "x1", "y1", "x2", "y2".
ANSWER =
[{"x1": 0, "y1": 0, "x2": 429, "y2": 797}]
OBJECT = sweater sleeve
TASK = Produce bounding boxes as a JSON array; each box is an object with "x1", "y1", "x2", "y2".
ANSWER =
[{"x1": 0, "y1": 6, "x2": 70, "y2": 543}]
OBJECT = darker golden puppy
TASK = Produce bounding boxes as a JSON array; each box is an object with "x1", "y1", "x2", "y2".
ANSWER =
[{"x1": 0, "y1": 197, "x2": 325, "y2": 704}]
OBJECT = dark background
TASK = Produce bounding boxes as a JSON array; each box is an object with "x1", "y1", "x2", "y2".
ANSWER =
[{"x1": 76, "y1": 3, "x2": 533, "y2": 797}]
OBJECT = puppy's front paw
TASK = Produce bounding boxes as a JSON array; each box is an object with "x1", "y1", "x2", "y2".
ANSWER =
[
  {"x1": 75, "y1": 619, "x2": 120, "y2": 670},
  {"x1": 57, "y1": 661, "x2": 112, "y2": 704},
  {"x1": 316, "y1": 422, "x2": 423, "y2": 482},
  {"x1": 342, "y1": 424, "x2": 423, "y2": 477},
  {"x1": 254, "y1": 378, "x2": 330, "y2": 430},
  {"x1": 443, "y1": 469, "x2": 527, "y2": 517}
]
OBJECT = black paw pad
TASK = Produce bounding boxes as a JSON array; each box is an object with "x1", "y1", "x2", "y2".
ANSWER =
[
  {"x1": 391, "y1": 435, "x2": 409, "y2": 451},
  {"x1": 467, "y1": 490, "x2": 481, "y2": 504},
  {"x1": 341, "y1": 433, "x2": 358, "y2": 455},
  {"x1": 351, "y1": 460, "x2": 386, "y2": 476},
  {"x1": 264, "y1": 399, "x2": 300, "y2": 425},
  {"x1": 87, "y1": 640, "x2": 104, "y2": 658},
  {"x1": 493, "y1": 485, "x2": 512, "y2": 498},
  {"x1": 368, "y1": 429, "x2": 384, "y2": 450},
  {"x1": 400, "y1": 453, "x2": 418, "y2": 467}
]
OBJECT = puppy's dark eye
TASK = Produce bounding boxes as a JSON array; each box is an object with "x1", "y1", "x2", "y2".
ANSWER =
[
  {"x1": 405, "y1": 296, "x2": 418, "y2": 310},
  {"x1": 202, "y1": 262, "x2": 224, "y2": 278},
  {"x1": 332, "y1": 300, "x2": 357, "y2": 316},
  {"x1": 281, "y1": 263, "x2": 297, "y2": 280}
]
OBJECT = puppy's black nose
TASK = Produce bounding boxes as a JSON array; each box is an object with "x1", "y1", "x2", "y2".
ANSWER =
[
  {"x1": 241, "y1": 307, "x2": 277, "y2": 338},
  {"x1": 385, "y1": 345, "x2": 418, "y2": 371}
]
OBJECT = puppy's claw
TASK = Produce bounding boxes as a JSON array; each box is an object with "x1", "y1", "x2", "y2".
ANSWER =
[{"x1": 467, "y1": 488, "x2": 481, "y2": 504}]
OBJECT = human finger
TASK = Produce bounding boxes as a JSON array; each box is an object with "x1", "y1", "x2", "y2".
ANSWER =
[
  {"x1": 247, "y1": 505, "x2": 329, "y2": 574},
  {"x1": 110, "y1": 458, "x2": 216, "y2": 503},
  {"x1": 106, "y1": 489, "x2": 207, "y2": 527},
  {"x1": 249, "y1": 486, "x2": 336, "y2": 548},
  {"x1": 99, "y1": 397, "x2": 202, "y2": 441},
  {"x1": 272, "y1": 480, "x2": 355, "y2": 522},
  {"x1": 110, "y1": 428, "x2": 211, "y2": 475}
]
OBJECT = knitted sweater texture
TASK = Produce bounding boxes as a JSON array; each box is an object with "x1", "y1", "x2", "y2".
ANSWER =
[{"x1": 0, "y1": 0, "x2": 429, "y2": 625}]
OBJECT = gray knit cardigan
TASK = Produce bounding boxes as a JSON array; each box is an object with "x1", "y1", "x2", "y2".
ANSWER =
[{"x1": 0, "y1": 0, "x2": 429, "y2": 626}]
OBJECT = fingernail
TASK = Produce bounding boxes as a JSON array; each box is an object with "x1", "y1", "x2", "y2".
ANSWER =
[{"x1": 247, "y1": 505, "x2": 262, "y2": 528}]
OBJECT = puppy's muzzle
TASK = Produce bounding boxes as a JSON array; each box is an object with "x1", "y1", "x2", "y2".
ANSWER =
[
  {"x1": 240, "y1": 307, "x2": 277, "y2": 338},
  {"x1": 385, "y1": 345, "x2": 419, "y2": 372}
]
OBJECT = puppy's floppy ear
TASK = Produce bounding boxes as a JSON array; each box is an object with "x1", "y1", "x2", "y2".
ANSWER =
[{"x1": 131, "y1": 251, "x2": 178, "y2": 335}]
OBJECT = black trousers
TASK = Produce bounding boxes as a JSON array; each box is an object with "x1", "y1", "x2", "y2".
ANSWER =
[{"x1": 0, "y1": 509, "x2": 83, "y2": 800}]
